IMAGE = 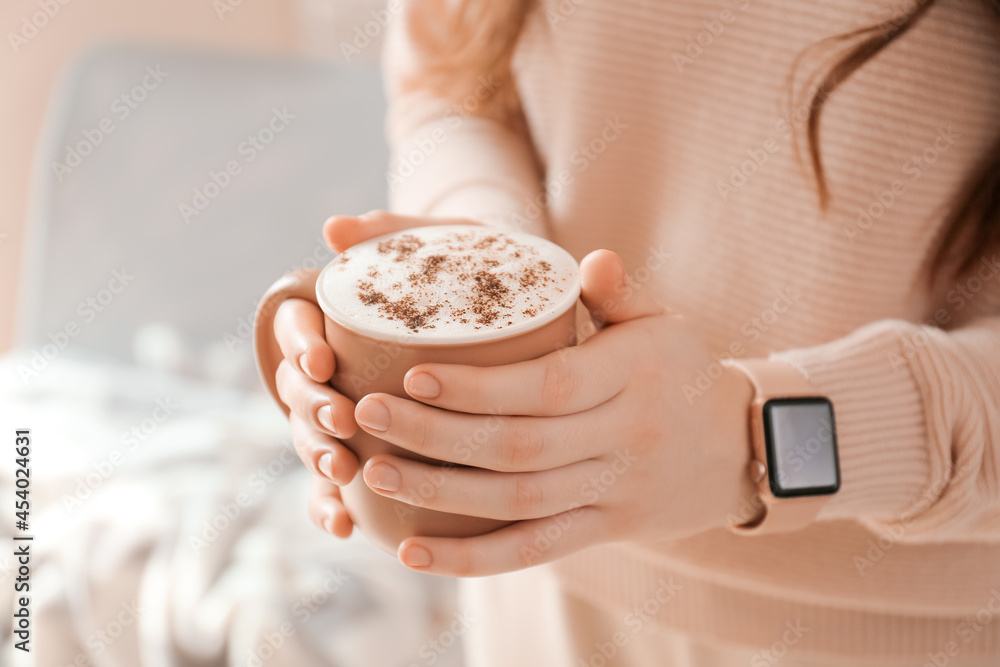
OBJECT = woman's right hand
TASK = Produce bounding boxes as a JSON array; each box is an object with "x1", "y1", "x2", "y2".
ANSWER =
[{"x1": 273, "y1": 210, "x2": 476, "y2": 538}]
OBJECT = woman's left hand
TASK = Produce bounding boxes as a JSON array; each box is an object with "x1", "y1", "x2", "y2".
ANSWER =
[{"x1": 353, "y1": 249, "x2": 755, "y2": 577}]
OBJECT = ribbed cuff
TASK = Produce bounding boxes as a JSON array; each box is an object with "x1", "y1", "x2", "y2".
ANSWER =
[{"x1": 772, "y1": 321, "x2": 933, "y2": 525}]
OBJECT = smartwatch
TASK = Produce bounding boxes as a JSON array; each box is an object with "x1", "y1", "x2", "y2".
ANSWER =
[{"x1": 722, "y1": 359, "x2": 840, "y2": 535}]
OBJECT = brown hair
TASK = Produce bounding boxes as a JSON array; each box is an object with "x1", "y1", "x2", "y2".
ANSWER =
[
  {"x1": 407, "y1": 0, "x2": 1000, "y2": 283},
  {"x1": 797, "y1": 0, "x2": 1000, "y2": 282},
  {"x1": 401, "y1": 0, "x2": 536, "y2": 124}
]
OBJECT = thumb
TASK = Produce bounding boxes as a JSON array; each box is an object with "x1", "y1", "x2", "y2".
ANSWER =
[
  {"x1": 580, "y1": 249, "x2": 666, "y2": 325},
  {"x1": 323, "y1": 210, "x2": 479, "y2": 254}
]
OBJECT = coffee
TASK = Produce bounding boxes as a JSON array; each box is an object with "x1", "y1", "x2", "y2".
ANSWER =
[
  {"x1": 318, "y1": 225, "x2": 579, "y2": 343},
  {"x1": 255, "y1": 224, "x2": 580, "y2": 555}
]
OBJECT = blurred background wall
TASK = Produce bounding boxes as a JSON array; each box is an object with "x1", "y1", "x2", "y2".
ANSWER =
[{"x1": 0, "y1": 0, "x2": 386, "y2": 351}]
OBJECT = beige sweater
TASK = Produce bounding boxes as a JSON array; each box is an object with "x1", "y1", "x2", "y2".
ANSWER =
[{"x1": 382, "y1": 0, "x2": 1000, "y2": 660}]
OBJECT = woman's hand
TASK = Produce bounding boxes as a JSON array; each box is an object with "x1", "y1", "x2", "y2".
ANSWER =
[
  {"x1": 272, "y1": 210, "x2": 480, "y2": 538},
  {"x1": 353, "y1": 249, "x2": 756, "y2": 577}
]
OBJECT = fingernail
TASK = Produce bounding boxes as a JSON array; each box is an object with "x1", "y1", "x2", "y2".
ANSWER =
[
  {"x1": 365, "y1": 462, "x2": 400, "y2": 493},
  {"x1": 407, "y1": 373, "x2": 441, "y2": 399},
  {"x1": 356, "y1": 398, "x2": 391, "y2": 432},
  {"x1": 317, "y1": 405, "x2": 337, "y2": 434},
  {"x1": 323, "y1": 515, "x2": 336, "y2": 534},
  {"x1": 317, "y1": 452, "x2": 334, "y2": 481},
  {"x1": 299, "y1": 353, "x2": 313, "y2": 379},
  {"x1": 401, "y1": 545, "x2": 432, "y2": 568}
]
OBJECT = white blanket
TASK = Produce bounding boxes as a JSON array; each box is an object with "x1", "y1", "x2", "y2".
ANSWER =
[{"x1": 0, "y1": 352, "x2": 465, "y2": 667}]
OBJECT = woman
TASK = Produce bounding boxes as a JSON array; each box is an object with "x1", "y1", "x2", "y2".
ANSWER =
[{"x1": 268, "y1": 0, "x2": 1000, "y2": 664}]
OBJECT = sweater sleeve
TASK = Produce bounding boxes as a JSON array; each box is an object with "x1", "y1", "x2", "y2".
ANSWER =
[
  {"x1": 380, "y1": 4, "x2": 548, "y2": 236},
  {"x1": 763, "y1": 271, "x2": 1000, "y2": 542}
]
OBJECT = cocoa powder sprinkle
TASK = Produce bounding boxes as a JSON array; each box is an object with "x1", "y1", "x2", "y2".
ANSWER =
[
  {"x1": 348, "y1": 231, "x2": 564, "y2": 332},
  {"x1": 408, "y1": 254, "x2": 449, "y2": 285},
  {"x1": 377, "y1": 234, "x2": 424, "y2": 261}
]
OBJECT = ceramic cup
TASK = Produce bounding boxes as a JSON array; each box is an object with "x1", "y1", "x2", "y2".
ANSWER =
[{"x1": 254, "y1": 226, "x2": 580, "y2": 554}]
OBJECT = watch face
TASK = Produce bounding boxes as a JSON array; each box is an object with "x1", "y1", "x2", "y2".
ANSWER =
[{"x1": 762, "y1": 398, "x2": 840, "y2": 498}]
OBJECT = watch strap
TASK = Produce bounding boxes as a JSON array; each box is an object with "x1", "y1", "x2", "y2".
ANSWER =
[
  {"x1": 726, "y1": 358, "x2": 814, "y2": 399},
  {"x1": 723, "y1": 358, "x2": 830, "y2": 536}
]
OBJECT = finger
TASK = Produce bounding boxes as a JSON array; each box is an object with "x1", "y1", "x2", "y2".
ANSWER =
[
  {"x1": 276, "y1": 359, "x2": 358, "y2": 440},
  {"x1": 274, "y1": 298, "x2": 334, "y2": 382},
  {"x1": 396, "y1": 507, "x2": 606, "y2": 577},
  {"x1": 363, "y1": 456, "x2": 604, "y2": 520},
  {"x1": 354, "y1": 393, "x2": 622, "y2": 471},
  {"x1": 290, "y1": 413, "x2": 359, "y2": 486},
  {"x1": 308, "y1": 476, "x2": 353, "y2": 538},
  {"x1": 402, "y1": 332, "x2": 633, "y2": 417},
  {"x1": 323, "y1": 210, "x2": 477, "y2": 254},
  {"x1": 580, "y1": 249, "x2": 666, "y2": 325}
]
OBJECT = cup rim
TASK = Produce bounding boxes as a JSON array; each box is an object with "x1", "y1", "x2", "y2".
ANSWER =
[{"x1": 315, "y1": 226, "x2": 581, "y2": 346}]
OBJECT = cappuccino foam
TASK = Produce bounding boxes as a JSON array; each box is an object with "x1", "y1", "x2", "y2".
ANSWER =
[{"x1": 319, "y1": 225, "x2": 579, "y2": 342}]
